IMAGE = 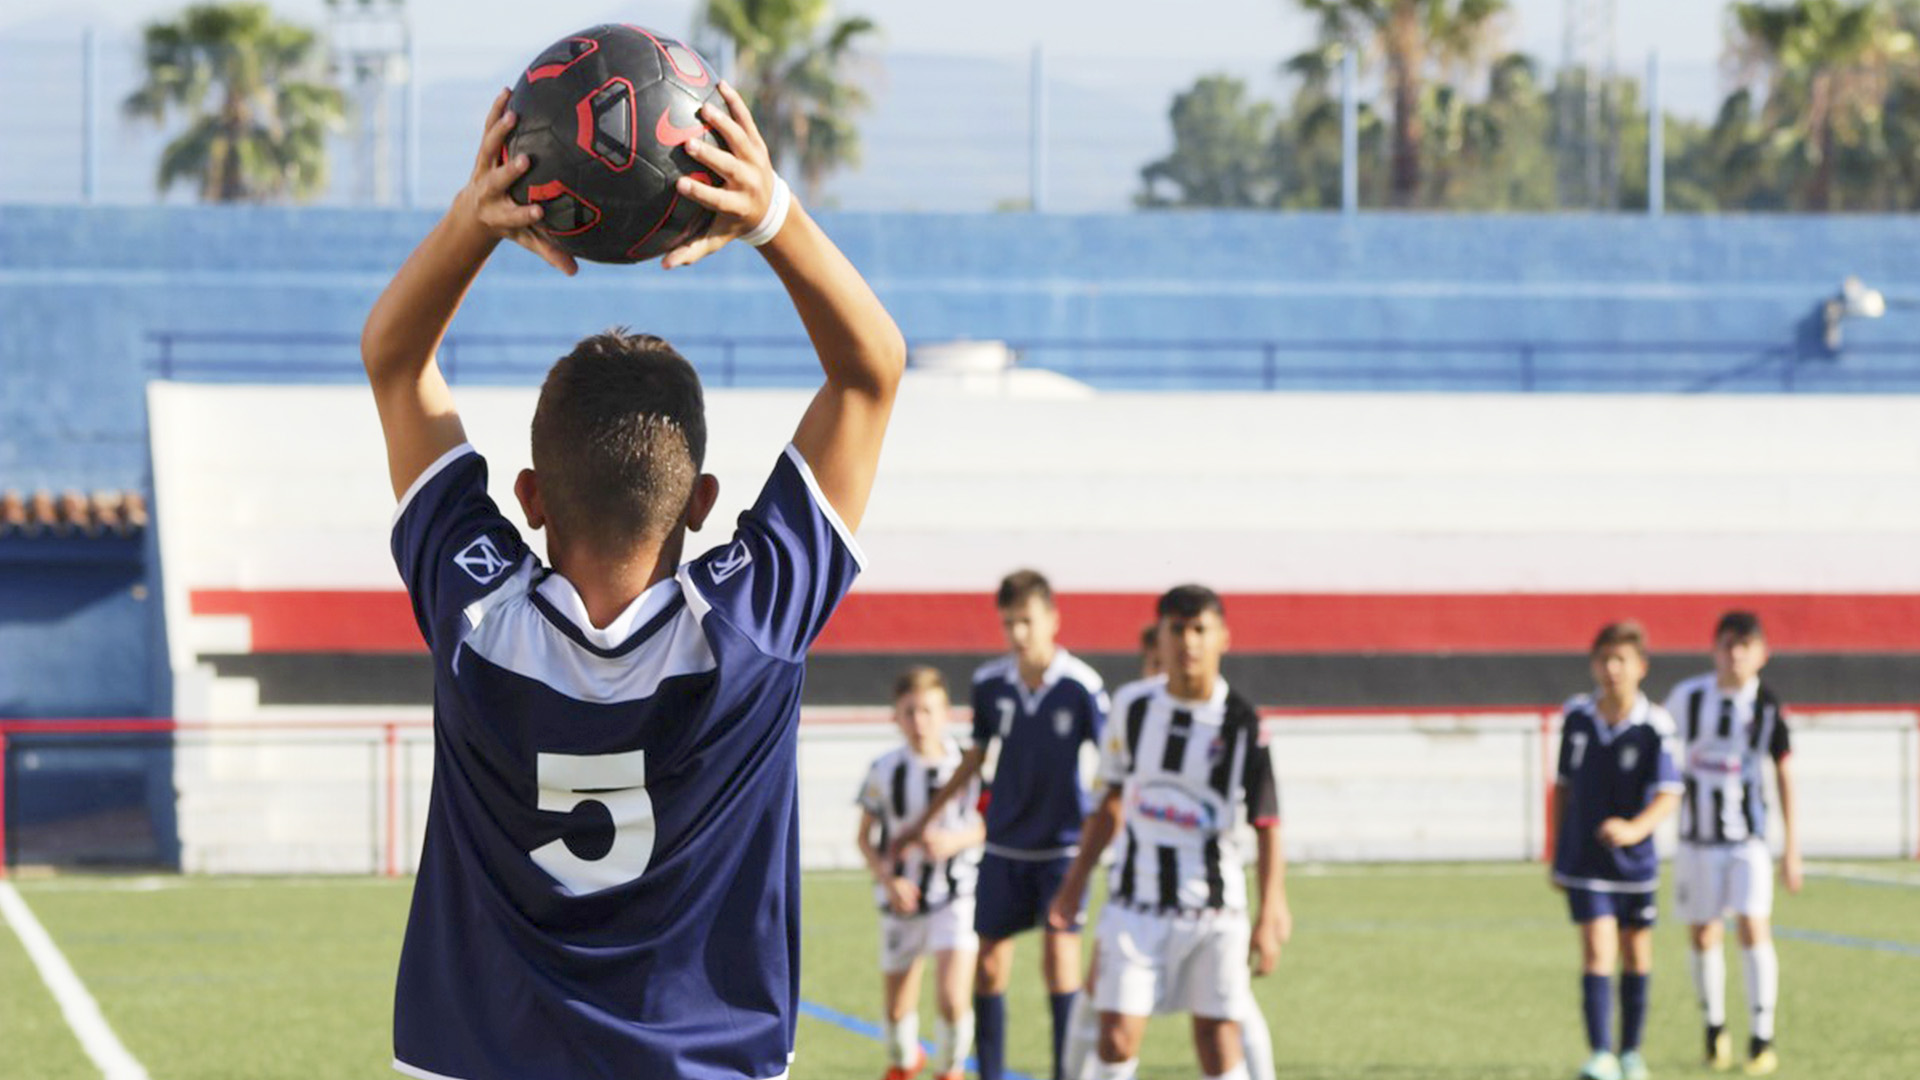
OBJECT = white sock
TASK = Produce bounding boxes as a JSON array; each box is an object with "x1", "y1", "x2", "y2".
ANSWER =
[
  {"x1": 1240, "y1": 1008, "x2": 1276, "y2": 1080},
  {"x1": 1744, "y1": 942, "x2": 1779, "y2": 1041},
  {"x1": 1204, "y1": 1066, "x2": 1251, "y2": 1080},
  {"x1": 935, "y1": 1012, "x2": 973, "y2": 1075},
  {"x1": 885, "y1": 1013, "x2": 919, "y2": 1068},
  {"x1": 1091, "y1": 1058, "x2": 1138, "y2": 1080},
  {"x1": 1063, "y1": 991, "x2": 1100, "y2": 1080},
  {"x1": 1690, "y1": 945, "x2": 1727, "y2": 1027}
]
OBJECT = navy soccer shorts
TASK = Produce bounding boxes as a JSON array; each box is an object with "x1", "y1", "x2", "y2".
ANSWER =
[
  {"x1": 1566, "y1": 886, "x2": 1659, "y2": 928},
  {"x1": 974, "y1": 852, "x2": 1083, "y2": 940}
]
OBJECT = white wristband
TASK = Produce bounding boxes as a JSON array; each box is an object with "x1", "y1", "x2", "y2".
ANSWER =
[{"x1": 740, "y1": 175, "x2": 792, "y2": 248}]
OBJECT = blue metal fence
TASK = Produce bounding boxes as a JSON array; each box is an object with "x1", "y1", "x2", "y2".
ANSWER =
[{"x1": 147, "y1": 330, "x2": 1920, "y2": 394}]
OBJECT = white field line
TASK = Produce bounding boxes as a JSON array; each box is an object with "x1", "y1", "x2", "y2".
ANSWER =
[{"x1": 0, "y1": 880, "x2": 150, "y2": 1080}]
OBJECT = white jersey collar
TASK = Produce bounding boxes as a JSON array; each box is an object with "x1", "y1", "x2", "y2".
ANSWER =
[{"x1": 535, "y1": 571, "x2": 682, "y2": 651}]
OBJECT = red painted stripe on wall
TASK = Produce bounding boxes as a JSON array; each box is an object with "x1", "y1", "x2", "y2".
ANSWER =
[{"x1": 190, "y1": 589, "x2": 1920, "y2": 655}]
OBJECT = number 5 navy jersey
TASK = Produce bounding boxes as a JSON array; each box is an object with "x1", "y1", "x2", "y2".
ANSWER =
[{"x1": 388, "y1": 442, "x2": 863, "y2": 1080}]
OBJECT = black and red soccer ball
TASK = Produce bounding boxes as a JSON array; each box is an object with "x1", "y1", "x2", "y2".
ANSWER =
[{"x1": 504, "y1": 24, "x2": 725, "y2": 264}]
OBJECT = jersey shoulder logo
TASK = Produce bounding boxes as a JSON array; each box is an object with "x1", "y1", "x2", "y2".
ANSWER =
[
  {"x1": 708, "y1": 540, "x2": 753, "y2": 584},
  {"x1": 453, "y1": 535, "x2": 512, "y2": 584}
]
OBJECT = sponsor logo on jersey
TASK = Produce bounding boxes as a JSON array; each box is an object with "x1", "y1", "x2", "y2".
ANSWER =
[
  {"x1": 1687, "y1": 747, "x2": 1744, "y2": 775},
  {"x1": 708, "y1": 540, "x2": 753, "y2": 584},
  {"x1": 453, "y1": 535, "x2": 511, "y2": 584},
  {"x1": 1132, "y1": 780, "x2": 1221, "y2": 835}
]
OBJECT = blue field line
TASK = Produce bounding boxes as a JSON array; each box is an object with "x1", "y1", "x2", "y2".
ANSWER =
[
  {"x1": 1776, "y1": 928, "x2": 1920, "y2": 957},
  {"x1": 797, "y1": 999, "x2": 1041, "y2": 1080}
]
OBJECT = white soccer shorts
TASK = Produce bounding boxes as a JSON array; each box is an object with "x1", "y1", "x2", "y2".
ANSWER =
[
  {"x1": 878, "y1": 898, "x2": 979, "y2": 975},
  {"x1": 1093, "y1": 904, "x2": 1252, "y2": 1021},
  {"x1": 1674, "y1": 839, "x2": 1774, "y2": 923}
]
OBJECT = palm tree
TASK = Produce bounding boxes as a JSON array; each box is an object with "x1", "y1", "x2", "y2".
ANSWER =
[
  {"x1": 1293, "y1": 0, "x2": 1508, "y2": 207},
  {"x1": 700, "y1": 0, "x2": 878, "y2": 202},
  {"x1": 1726, "y1": 0, "x2": 1915, "y2": 209},
  {"x1": 124, "y1": 3, "x2": 345, "y2": 203}
]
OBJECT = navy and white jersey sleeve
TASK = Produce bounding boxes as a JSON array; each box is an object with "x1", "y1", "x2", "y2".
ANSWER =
[
  {"x1": 389, "y1": 445, "x2": 531, "y2": 649},
  {"x1": 970, "y1": 670, "x2": 1000, "y2": 751},
  {"x1": 683, "y1": 444, "x2": 865, "y2": 663},
  {"x1": 1555, "y1": 696, "x2": 1589, "y2": 784}
]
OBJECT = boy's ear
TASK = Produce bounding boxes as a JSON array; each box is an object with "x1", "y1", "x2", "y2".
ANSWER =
[
  {"x1": 513, "y1": 468, "x2": 547, "y2": 531},
  {"x1": 684, "y1": 473, "x2": 721, "y2": 532}
]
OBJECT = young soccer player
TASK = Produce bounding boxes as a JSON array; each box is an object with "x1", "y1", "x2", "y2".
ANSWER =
[
  {"x1": 362, "y1": 85, "x2": 903, "y2": 1080},
  {"x1": 1049, "y1": 585, "x2": 1290, "y2": 1080},
  {"x1": 1663, "y1": 612, "x2": 1800, "y2": 1076},
  {"x1": 890, "y1": 569, "x2": 1108, "y2": 1080},
  {"x1": 1060, "y1": 620, "x2": 1279, "y2": 1080},
  {"x1": 1549, "y1": 621, "x2": 1683, "y2": 1080},
  {"x1": 856, "y1": 666, "x2": 987, "y2": 1080}
]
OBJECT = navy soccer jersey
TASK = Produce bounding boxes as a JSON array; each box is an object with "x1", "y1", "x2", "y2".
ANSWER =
[
  {"x1": 388, "y1": 442, "x2": 862, "y2": 1080},
  {"x1": 1551, "y1": 693, "x2": 1682, "y2": 893},
  {"x1": 970, "y1": 650, "x2": 1108, "y2": 857}
]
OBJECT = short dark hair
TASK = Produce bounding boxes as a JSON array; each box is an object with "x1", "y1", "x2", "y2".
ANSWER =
[
  {"x1": 1590, "y1": 620, "x2": 1648, "y2": 658},
  {"x1": 1157, "y1": 584, "x2": 1224, "y2": 621},
  {"x1": 530, "y1": 329, "x2": 706, "y2": 551},
  {"x1": 893, "y1": 664, "x2": 948, "y2": 701},
  {"x1": 996, "y1": 569, "x2": 1054, "y2": 610},
  {"x1": 1715, "y1": 610, "x2": 1765, "y2": 642}
]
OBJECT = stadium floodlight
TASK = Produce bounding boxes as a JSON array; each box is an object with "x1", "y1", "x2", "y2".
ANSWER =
[{"x1": 1822, "y1": 275, "x2": 1887, "y2": 352}]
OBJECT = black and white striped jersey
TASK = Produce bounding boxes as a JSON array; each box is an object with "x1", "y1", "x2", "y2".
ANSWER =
[
  {"x1": 857, "y1": 737, "x2": 983, "y2": 913},
  {"x1": 1097, "y1": 676, "x2": 1279, "y2": 914},
  {"x1": 1663, "y1": 673, "x2": 1792, "y2": 845}
]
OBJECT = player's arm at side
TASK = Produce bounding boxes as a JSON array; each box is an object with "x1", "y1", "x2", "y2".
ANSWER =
[
  {"x1": 1251, "y1": 821, "x2": 1290, "y2": 976},
  {"x1": 855, "y1": 807, "x2": 919, "y2": 915},
  {"x1": 361, "y1": 92, "x2": 576, "y2": 498},
  {"x1": 890, "y1": 745, "x2": 986, "y2": 857},
  {"x1": 1775, "y1": 747, "x2": 1802, "y2": 893},
  {"x1": 1048, "y1": 784, "x2": 1124, "y2": 932}
]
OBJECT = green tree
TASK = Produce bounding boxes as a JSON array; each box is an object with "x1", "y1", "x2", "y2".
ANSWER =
[
  {"x1": 1268, "y1": 43, "x2": 1388, "y2": 209},
  {"x1": 1725, "y1": 0, "x2": 1915, "y2": 209},
  {"x1": 700, "y1": 0, "x2": 878, "y2": 202},
  {"x1": 1137, "y1": 75, "x2": 1280, "y2": 208},
  {"x1": 124, "y1": 2, "x2": 345, "y2": 203},
  {"x1": 1293, "y1": 0, "x2": 1508, "y2": 207}
]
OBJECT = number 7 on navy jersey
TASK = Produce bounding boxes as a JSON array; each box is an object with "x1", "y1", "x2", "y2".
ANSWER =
[{"x1": 531, "y1": 750, "x2": 656, "y2": 896}]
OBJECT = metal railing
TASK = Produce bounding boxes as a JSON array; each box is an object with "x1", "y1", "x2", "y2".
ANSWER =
[{"x1": 147, "y1": 329, "x2": 1920, "y2": 393}]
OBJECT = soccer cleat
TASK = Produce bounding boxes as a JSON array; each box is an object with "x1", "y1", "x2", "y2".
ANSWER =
[
  {"x1": 1618, "y1": 1049, "x2": 1650, "y2": 1080},
  {"x1": 1705, "y1": 1025, "x2": 1733, "y2": 1070},
  {"x1": 1578, "y1": 1049, "x2": 1622, "y2": 1080},
  {"x1": 881, "y1": 1047, "x2": 927, "y2": 1080},
  {"x1": 1742, "y1": 1039, "x2": 1778, "y2": 1076}
]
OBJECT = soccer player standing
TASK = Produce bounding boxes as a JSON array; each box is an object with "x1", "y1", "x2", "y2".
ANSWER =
[
  {"x1": 1549, "y1": 622, "x2": 1683, "y2": 1080},
  {"x1": 1049, "y1": 585, "x2": 1290, "y2": 1080},
  {"x1": 361, "y1": 86, "x2": 903, "y2": 1080},
  {"x1": 891, "y1": 570, "x2": 1107, "y2": 1080},
  {"x1": 1664, "y1": 612, "x2": 1799, "y2": 1076},
  {"x1": 855, "y1": 667, "x2": 986, "y2": 1080}
]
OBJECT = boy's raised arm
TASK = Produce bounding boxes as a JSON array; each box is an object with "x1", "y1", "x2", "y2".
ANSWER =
[
  {"x1": 362, "y1": 91, "x2": 578, "y2": 499},
  {"x1": 668, "y1": 83, "x2": 906, "y2": 532}
]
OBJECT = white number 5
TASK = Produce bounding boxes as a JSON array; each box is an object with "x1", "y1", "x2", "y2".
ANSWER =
[{"x1": 530, "y1": 750, "x2": 655, "y2": 896}]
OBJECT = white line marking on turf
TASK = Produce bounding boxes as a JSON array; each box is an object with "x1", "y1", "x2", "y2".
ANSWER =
[{"x1": 0, "y1": 881, "x2": 150, "y2": 1080}]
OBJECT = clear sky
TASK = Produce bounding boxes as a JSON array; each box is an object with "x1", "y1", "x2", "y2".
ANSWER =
[{"x1": 6, "y1": 0, "x2": 1729, "y2": 75}]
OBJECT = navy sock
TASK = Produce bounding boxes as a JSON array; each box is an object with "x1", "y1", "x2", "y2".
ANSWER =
[
  {"x1": 1049, "y1": 991, "x2": 1077, "y2": 1080},
  {"x1": 1619, "y1": 972, "x2": 1650, "y2": 1053},
  {"x1": 975, "y1": 992, "x2": 1006, "y2": 1080},
  {"x1": 1582, "y1": 973, "x2": 1613, "y2": 1053}
]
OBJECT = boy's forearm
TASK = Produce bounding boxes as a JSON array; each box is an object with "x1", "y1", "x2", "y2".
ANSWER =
[
  {"x1": 757, "y1": 203, "x2": 904, "y2": 397},
  {"x1": 1062, "y1": 790, "x2": 1123, "y2": 896},
  {"x1": 1634, "y1": 790, "x2": 1681, "y2": 834},
  {"x1": 1255, "y1": 822, "x2": 1286, "y2": 921},
  {"x1": 363, "y1": 210, "x2": 499, "y2": 387}
]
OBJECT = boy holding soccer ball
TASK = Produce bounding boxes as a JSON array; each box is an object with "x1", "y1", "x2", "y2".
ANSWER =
[
  {"x1": 1550, "y1": 621, "x2": 1683, "y2": 1080},
  {"x1": 363, "y1": 83, "x2": 902, "y2": 1080}
]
